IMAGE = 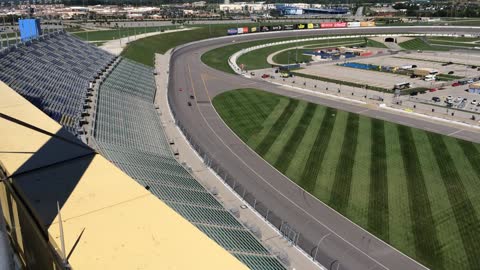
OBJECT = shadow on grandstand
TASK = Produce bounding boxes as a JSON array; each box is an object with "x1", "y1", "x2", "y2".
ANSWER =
[{"x1": 6, "y1": 126, "x2": 95, "y2": 228}]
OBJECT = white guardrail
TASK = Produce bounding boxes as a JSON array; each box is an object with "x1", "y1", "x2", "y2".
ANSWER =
[{"x1": 228, "y1": 33, "x2": 462, "y2": 76}]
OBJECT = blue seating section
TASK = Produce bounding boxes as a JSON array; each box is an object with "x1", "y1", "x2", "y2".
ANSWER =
[
  {"x1": 94, "y1": 58, "x2": 286, "y2": 270},
  {"x1": 0, "y1": 32, "x2": 115, "y2": 134}
]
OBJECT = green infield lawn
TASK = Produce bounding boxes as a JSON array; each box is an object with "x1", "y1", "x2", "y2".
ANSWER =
[
  {"x1": 427, "y1": 37, "x2": 480, "y2": 49},
  {"x1": 213, "y1": 88, "x2": 480, "y2": 270},
  {"x1": 122, "y1": 23, "x2": 299, "y2": 66},
  {"x1": 399, "y1": 38, "x2": 450, "y2": 51},
  {"x1": 272, "y1": 48, "x2": 313, "y2": 65},
  {"x1": 201, "y1": 36, "x2": 363, "y2": 74},
  {"x1": 73, "y1": 26, "x2": 175, "y2": 41},
  {"x1": 236, "y1": 37, "x2": 365, "y2": 70},
  {"x1": 366, "y1": 38, "x2": 388, "y2": 48}
]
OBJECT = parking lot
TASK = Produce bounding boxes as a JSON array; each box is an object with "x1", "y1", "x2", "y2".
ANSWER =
[
  {"x1": 410, "y1": 86, "x2": 480, "y2": 113},
  {"x1": 295, "y1": 50, "x2": 480, "y2": 91}
]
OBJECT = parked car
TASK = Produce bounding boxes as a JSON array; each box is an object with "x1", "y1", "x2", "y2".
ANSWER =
[
  {"x1": 187, "y1": 101, "x2": 192, "y2": 106},
  {"x1": 452, "y1": 82, "x2": 461, "y2": 87},
  {"x1": 409, "y1": 91, "x2": 418, "y2": 96},
  {"x1": 432, "y1": 97, "x2": 441, "y2": 102},
  {"x1": 455, "y1": 96, "x2": 463, "y2": 102},
  {"x1": 250, "y1": 72, "x2": 255, "y2": 76},
  {"x1": 261, "y1": 74, "x2": 270, "y2": 79},
  {"x1": 471, "y1": 100, "x2": 478, "y2": 105},
  {"x1": 429, "y1": 88, "x2": 437, "y2": 92},
  {"x1": 189, "y1": 95, "x2": 195, "y2": 99},
  {"x1": 448, "y1": 71, "x2": 455, "y2": 75},
  {"x1": 447, "y1": 95, "x2": 453, "y2": 100}
]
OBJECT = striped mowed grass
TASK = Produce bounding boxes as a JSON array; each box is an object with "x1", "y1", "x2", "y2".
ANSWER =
[{"x1": 212, "y1": 88, "x2": 480, "y2": 270}]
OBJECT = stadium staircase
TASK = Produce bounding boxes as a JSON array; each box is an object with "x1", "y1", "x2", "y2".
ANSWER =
[{"x1": 93, "y1": 58, "x2": 287, "y2": 270}]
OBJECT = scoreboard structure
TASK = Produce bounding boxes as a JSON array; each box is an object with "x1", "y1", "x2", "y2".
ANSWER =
[{"x1": 19, "y1": 19, "x2": 42, "y2": 42}]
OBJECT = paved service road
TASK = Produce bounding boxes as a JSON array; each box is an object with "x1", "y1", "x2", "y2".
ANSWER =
[{"x1": 168, "y1": 27, "x2": 480, "y2": 270}]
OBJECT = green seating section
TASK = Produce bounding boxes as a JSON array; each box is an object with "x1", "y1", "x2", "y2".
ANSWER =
[
  {"x1": 94, "y1": 58, "x2": 285, "y2": 270},
  {"x1": 234, "y1": 254, "x2": 288, "y2": 270}
]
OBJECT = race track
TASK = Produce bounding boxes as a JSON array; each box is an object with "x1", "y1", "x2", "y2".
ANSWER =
[{"x1": 167, "y1": 27, "x2": 480, "y2": 270}]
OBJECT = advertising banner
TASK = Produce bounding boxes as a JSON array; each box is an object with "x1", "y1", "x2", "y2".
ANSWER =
[
  {"x1": 347, "y1": 21, "x2": 361, "y2": 27},
  {"x1": 333, "y1": 22, "x2": 347, "y2": 28},
  {"x1": 227, "y1": 28, "x2": 238, "y2": 35},
  {"x1": 296, "y1": 24, "x2": 306, "y2": 29},
  {"x1": 320, "y1": 22, "x2": 335, "y2": 28},
  {"x1": 270, "y1": 25, "x2": 282, "y2": 31}
]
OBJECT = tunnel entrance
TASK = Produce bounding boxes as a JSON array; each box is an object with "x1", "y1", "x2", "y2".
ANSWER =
[{"x1": 385, "y1": 37, "x2": 396, "y2": 43}]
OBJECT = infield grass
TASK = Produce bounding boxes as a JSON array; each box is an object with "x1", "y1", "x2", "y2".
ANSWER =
[
  {"x1": 399, "y1": 38, "x2": 450, "y2": 51},
  {"x1": 73, "y1": 26, "x2": 175, "y2": 41},
  {"x1": 213, "y1": 88, "x2": 480, "y2": 270}
]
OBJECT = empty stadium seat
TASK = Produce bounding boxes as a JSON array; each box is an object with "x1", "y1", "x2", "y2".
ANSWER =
[
  {"x1": 0, "y1": 32, "x2": 115, "y2": 135},
  {"x1": 93, "y1": 59, "x2": 285, "y2": 270}
]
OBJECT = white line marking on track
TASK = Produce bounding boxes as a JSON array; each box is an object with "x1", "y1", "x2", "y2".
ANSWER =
[
  {"x1": 448, "y1": 129, "x2": 464, "y2": 136},
  {"x1": 193, "y1": 68, "x2": 398, "y2": 270}
]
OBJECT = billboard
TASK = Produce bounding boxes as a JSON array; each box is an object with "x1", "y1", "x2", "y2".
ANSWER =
[
  {"x1": 320, "y1": 22, "x2": 335, "y2": 28},
  {"x1": 270, "y1": 25, "x2": 282, "y2": 31},
  {"x1": 307, "y1": 23, "x2": 314, "y2": 29},
  {"x1": 242, "y1": 27, "x2": 249, "y2": 34},
  {"x1": 333, "y1": 22, "x2": 347, "y2": 28},
  {"x1": 237, "y1": 27, "x2": 244, "y2": 34},
  {"x1": 284, "y1": 25, "x2": 294, "y2": 30},
  {"x1": 347, "y1": 21, "x2": 361, "y2": 27},
  {"x1": 19, "y1": 19, "x2": 42, "y2": 42},
  {"x1": 251, "y1": 27, "x2": 257, "y2": 33},
  {"x1": 260, "y1": 26, "x2": 269, "y2": 32},
  {"x1": 227, "y1": 28, "x2": 238, "y2": 35},
  {"x1": 296, "y1": 24, "x2": 306, "y2": 29},
  {"x1": 360, "y1": 21, "x2": 376, "y2": 27}
]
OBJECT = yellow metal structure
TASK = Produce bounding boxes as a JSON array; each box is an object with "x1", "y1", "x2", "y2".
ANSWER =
[{"x1": 0, "y1": 81, "x2": 248, "y2": 270}]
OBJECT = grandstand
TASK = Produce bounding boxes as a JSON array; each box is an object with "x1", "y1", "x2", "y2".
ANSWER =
[
  {"x1": 0, "y1": 31, "x2": 115, "y2": 135},
  {"x1": 0, "y1": 81, "x2": 249, "y2": 270},
  {"x1": 0, "y1": 28, "x2": 286, "y2": 269},
  {"x1": 94, "y1": 58, "x2": 286, "y2": 270}
]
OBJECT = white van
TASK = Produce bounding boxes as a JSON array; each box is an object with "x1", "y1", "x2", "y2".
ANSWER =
[{"x1": 424, "y1": 75, "x2": 436, "y2": 81}]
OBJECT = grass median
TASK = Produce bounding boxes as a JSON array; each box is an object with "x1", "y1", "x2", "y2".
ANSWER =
[{"x1": 289, "y1": 70, "x2": 391, "y2": 92}]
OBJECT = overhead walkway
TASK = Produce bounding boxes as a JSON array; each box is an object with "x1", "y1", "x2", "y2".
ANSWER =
[
  {"x1": 94, "y1": 58, "x2": 286, "y2": 270},
  {"x1": 0, "y1": 81, "x2": 248, "y2": 270}
]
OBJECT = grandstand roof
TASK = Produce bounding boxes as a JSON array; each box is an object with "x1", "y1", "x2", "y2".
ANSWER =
[{"x1": 0, "y1": 81, "x2": 248, "y2": 269}]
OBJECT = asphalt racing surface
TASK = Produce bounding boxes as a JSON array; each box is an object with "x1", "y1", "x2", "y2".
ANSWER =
[{"x1": 168, "y1": 27, "x2": 480, "y2": 270}]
